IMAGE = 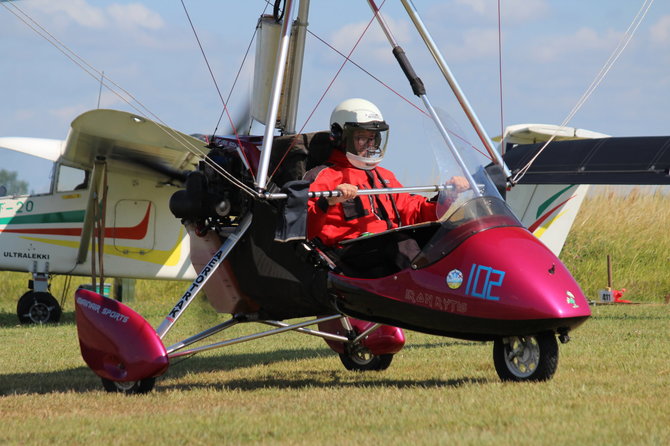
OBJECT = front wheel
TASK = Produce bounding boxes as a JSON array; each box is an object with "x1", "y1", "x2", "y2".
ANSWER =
[
  {"x1": 101, "y1": 377, "x2": 156, "y2": 394},
  {"x1": 493, "y1": 333, "x2": 558, "y2": 382},
  {"x1": 339, "y1": 349, "x2": 393, "y2": 371},
  {"x1": 17, "y1": 291, "x2": 62, "y2": 324}
]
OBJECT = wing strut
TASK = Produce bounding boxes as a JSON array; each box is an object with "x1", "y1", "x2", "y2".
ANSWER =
[
  {"x1": 155, "y1": 213, "x2": 252, "y2": 339},
  {"x1": 364, "y1": 0, "x2": 481, "y2": 196},
  {"x1": 398, "y1": 0, "x2": 512, "y2": 179}
]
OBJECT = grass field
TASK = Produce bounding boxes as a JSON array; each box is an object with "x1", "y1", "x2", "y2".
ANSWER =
[{"x1": 1, "y1": 193, "x2": 669, "y2": 445}]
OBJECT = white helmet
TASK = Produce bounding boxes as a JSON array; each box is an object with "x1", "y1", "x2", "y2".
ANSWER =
[{"x1": 330, "y1": 98, "x2": 389, "y2": 170}]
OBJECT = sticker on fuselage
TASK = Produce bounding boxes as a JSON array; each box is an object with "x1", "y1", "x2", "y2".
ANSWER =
[
  {"x1": 566, "y1": 291, "x2": 579, "y2": 309},
  {"x1": 446, "y1": 269, "x2": 463, "y2": 289},
  {"x1": 464, "y1": 263, "x2": 505, "y2": 301}
]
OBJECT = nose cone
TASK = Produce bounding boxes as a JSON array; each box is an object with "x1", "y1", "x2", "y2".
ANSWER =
[
  {"x1": 446, "y1": 227, "x2": 591, "y2": 323},
  {"x1": 329, "y1": 226, "x2": 590, "y2": 339}
]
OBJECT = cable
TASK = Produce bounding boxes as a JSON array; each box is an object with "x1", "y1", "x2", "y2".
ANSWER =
[{"x1": 511, "y1": 0, "x2": 655, "y2": 184}]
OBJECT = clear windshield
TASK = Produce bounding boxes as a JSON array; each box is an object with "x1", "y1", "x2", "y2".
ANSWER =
[{"x1": 422, "y1": 107, "x2": 504, "y2": 222}]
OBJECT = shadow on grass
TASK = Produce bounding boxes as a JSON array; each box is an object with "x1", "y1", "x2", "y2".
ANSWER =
[
  {"x1": 2, "y1": 342, "x2": 490, "y2": 396},
  {"x1": 0, "y1": 310, "x2": 76, "y2": 327}
]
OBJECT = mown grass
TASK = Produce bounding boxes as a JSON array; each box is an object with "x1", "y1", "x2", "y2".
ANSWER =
[{"x1": 1, "y1": 193, "x2": 669, "y2": 445}]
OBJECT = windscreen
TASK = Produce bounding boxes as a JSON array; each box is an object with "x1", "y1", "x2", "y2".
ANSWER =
[{"x1": 421, "y1": 107, "x2": 505, "y2": 222}]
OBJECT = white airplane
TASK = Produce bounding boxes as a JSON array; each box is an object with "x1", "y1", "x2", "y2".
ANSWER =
[{"x1": 0, "y1": 109, "x2": 205, "y2": 323}]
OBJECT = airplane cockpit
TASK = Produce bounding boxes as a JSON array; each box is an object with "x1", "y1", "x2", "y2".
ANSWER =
[{"x1": 0, "y1": 139, "x2": 89, "y2": 198}]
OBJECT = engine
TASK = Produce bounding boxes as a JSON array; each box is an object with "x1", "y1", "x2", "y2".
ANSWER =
[{"x1": 168, "y1": 138, "x2": 253, "y2": 231}]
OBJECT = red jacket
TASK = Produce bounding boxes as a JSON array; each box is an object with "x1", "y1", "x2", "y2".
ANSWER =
[{"x1": 306, "y1": 150, "x2": 436, "y2": 246}]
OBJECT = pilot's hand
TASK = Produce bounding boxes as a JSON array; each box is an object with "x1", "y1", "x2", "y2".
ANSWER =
[
  {"x1": 328, "y1": 183, "x2": 358, "y2": 205},
  {"x1": 447, "y1": 176, "x2": 469, "y2": 192}
]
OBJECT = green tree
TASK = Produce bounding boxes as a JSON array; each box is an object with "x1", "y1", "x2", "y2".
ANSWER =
[{"x1": 0, "y1": 169, "x2": 29, "y2": 195}]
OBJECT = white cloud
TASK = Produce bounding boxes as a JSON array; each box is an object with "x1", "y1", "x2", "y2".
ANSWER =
[
  {"x1": 328, "y1": 16, "x2": 412, "y2": 65},
  {"x1": 31, "y1": 0, "x2": 106, "y2": 29},
  {"x1": 650, "y1": 15, "x2": 670, "y2": 46},
  {"x1": 107, "y1": 4, "x2": 165, "y2": 31},
  {"x1": 530, "y1": 27, "x2": 623, "y2": 62},
  {"x1": 27, "y1": 0, "x2": 164, "y2": 31},
  {"x1": 453, "y1": 0, "x2": 549, "y2": 24},
  {"x1": 442, "y1": 27, "x2": 499, "y2": 60}
]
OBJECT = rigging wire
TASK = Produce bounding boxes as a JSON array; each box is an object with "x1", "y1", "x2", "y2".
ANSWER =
[
  {"x1": 178, "y1": 0, "x2": 257, "y2": 179},
  {"x1": 268, "y1": 0, "x2": 489, "y2": 182},
  {"x1": 265, "y1": 0, "x2": 387, "y2": 183},
  {"x1": 1, "y1": 0, "x2": 259, "y2": 199},
  {"x1": 511, "y1": 0, "x2": 656, "y2": 184}
]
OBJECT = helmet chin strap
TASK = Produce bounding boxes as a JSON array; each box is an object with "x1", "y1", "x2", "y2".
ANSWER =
[{"x1": 346, "y1": 152, "x2": 383, "y2": 170}]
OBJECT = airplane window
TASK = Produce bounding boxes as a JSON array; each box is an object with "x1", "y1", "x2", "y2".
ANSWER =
[
  {"x1": 57, "y1": 165, "x2": 88, "y2": 192},
  {"x1": 0, "y1": 148, "x2": 53, "y2": 196}
]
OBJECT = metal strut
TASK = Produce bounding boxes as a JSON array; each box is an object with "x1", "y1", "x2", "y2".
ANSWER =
[
  {"x1": 155, "y1": 213, "x2": 252, "y2": 339},
  {"x1": 365, "y1": 0, "x2": 482, "y2": 197}
]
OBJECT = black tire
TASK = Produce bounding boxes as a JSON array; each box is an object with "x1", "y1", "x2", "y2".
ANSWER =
[
  {"x1": 16, "y1": 291, "x2": 62, "y2": 324},
  {"x1": 493, "y1": 332, "x2": 558, "y2": 382},
  {"x1": 101, "y1": 377, "x2": 156, "y2": 394},
  {"x1": 339, "y1": 350, "x2": 393, "y2": 371}
]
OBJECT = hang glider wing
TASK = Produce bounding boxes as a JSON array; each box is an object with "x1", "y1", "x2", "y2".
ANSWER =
[
  {"x1": 504, "y1": 136, "x2": 670, "y2": 185},
  {"x1": 62, "y1": 109, "x2": 205, "y2": 181}
]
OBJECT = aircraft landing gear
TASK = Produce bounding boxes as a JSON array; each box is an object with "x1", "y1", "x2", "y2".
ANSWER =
[
  {"x1": 16, "y1": 291, "x2": 62, "y2": 324},
  {"x1": 339, "y1": 348, "x2": 393, "y2": 371},
  {"x1": 493, "y1": 332, "x2": 558, "y2": 382},
  {"x1": 101, "y1": 377, "x2": 156, "y2": 394}
]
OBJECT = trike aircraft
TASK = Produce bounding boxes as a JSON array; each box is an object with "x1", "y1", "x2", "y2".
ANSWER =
[
  {"x1": 0, "y1": 115, "x2": 600, "y2": 324},
  {"x1": 3, "y1": 0, "x2": 668, "y2": 393}
]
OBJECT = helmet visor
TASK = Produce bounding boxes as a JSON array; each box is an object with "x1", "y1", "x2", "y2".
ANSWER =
[{"x1": 342, "y1": 123, "x2": 389, "y2": 167}]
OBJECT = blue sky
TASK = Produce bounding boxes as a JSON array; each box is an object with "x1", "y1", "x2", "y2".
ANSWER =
[{"x1": 1, "y1": 0, "x2": 669, "y2": 187}]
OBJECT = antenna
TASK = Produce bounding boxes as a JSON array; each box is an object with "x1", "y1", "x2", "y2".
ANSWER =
[{"x1": 97, "y1": 71, "x2": 104, "y2": 109}]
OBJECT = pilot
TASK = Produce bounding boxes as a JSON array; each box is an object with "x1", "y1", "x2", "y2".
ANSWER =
[{"x1": 304, "y1": 98, "x2": 468, "y2": 275}]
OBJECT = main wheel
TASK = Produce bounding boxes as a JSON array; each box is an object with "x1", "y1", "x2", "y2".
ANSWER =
[
  {"x1": 339, "y1": 348, "x2": 393, "y2": 371},
  {"x1": 493, "y1": 332, "x2": 558, "y2": 382},
  {"x1": 17, "y1": 291, "x2": 62, "y2": 324},
  {"x1": 101, "y1": 377, "x2": 156, "y2": 394}
]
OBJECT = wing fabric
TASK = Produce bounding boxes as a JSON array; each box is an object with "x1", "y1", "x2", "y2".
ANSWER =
[{"x1": 504, "y1": 136, "x2": 670, "y2": 185}]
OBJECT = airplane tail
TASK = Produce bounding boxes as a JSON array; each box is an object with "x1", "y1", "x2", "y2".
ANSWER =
[
  {"x1": 506, "y1": 183, "x2": 590, "y2": 256},
  {"x1": 501, "y1": 124, "x2": 609, "y2": 256}
]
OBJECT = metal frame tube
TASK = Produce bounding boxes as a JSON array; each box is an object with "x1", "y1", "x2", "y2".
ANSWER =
[
  {"x1": 400, "y1": 0, "x2": 511, "y2": 178},
  {"x1": 352, "y1": 323, "x2": 382, "y2": 344},
  {"x1": 262, "y1": 320, "x2": 350, "y2": 343},
  {"x1": 166, "y1": 318, "x2": 240, "y2": 354},
  {"x1": 168, "y1": 314, "x2": 342, "y2": 359},
  {"x1": 283, "y1": 0, "x2": 310, "y2": 134},
  {"x1": 256, "y1": 0, "x2": 296, "y2": 191},
  {"x1": 156, "y1": 214, "x2": 252, "y2": 339},
  {"x1": 365, "y1": 0, "x2": 481, "y2": 196},
  {"x1": 263, "y1": 183, "x2": 457, "y2": 200}
]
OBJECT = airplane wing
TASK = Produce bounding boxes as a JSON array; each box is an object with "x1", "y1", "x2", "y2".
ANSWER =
[
  {"x1": 504, "y1": 136, "x2": 670, "y2": 185},
  {"x1": 62, "y1": 109, "x2": 206, "y2": 180},
  {"x1": 0, "y1": 137, "x2": 65, "y2": 161}
]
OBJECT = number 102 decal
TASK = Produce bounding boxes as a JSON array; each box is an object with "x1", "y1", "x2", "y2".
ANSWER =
[{"x1": 464, "y1": 263, "x2": 505, "y2": 301}]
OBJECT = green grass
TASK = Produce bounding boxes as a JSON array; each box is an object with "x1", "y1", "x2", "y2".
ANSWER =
[
  {"x1": 1, "y1": 193, "x2": 669, "y2": 445},
  {"x1": 561, "y1": 189, "x2": 670, "y2": 303}
]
